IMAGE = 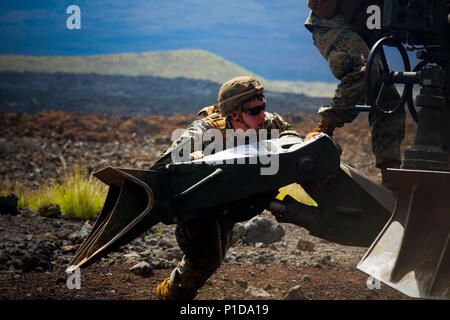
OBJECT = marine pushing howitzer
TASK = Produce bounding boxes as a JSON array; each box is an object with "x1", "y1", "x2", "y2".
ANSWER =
[
  {"x1": 69, "y1": 0, "x2": 449, "y2": 300},
  {"x1": 356, "y1": 0, "x2": 450, "y2": 299},
  {"x1": 68, "y1": 134, "x2": 396, "y2": 272}
]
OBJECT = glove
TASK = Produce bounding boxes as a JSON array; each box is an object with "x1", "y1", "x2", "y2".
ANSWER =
[
  {"x1": 279, "y1": 130, "x2": 301, "y2": 138},
  {"x1": 305, "y1": 119, "x2": 335, "y2": 141}
]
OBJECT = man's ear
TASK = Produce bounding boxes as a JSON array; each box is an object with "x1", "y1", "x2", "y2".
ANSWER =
[{"x1": 231, "y1": 112, "x2": 239, "y2": 120}]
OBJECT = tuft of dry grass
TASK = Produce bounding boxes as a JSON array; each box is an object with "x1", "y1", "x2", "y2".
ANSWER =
[{"x1": 1, "y1": 166, "x2": 107, "y2": 220}]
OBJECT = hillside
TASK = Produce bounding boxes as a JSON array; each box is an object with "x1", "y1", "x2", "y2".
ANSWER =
[
  {"x1": 0, "y1": 50, "x2": 285, "y2": 92},
  {"x1": 0, "y1": 72, "x2": 330, "y2": 116},
  {"x1": 0, "y1": 50, "x2": 341, "y2": 96}
]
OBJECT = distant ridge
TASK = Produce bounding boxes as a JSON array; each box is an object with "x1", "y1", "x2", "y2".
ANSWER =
[
  {"x1": 0, "y1": 71, "x2": 330, "y2": 116},
  {"x1": 0, "y1": 49, "x2": 284, "y2": 92}
]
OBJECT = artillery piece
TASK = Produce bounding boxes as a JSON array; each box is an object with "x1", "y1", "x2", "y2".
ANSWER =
[
  {"x1": 69, "y1": 0, "x2": 450, "y2": 300},
  {"x1": 357, "y1": 0, "x2": 450, "y2": 299},
  {"x1": 68, "y1": 134, "x2": 395, "y2": 271}
]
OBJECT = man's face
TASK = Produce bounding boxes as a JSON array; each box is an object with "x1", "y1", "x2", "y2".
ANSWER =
[{"x1": 233, "y1": 96, "x2": 266, "y2": 130}]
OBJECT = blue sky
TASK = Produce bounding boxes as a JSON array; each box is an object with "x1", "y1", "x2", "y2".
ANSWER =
[{"x1": 0, "y1": 1, "x2": 413, "y2": 82}]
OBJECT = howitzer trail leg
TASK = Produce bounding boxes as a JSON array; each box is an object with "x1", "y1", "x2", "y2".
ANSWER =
[
  {"x1": 358, "y1": 169, "x2": 450, "y2": 299},
  {"x1": 271, "y1": 163, "x2": 394, "y2": 247},
  {"x1": 69, "y1": 135, "x2": 341, "y2": 270}
]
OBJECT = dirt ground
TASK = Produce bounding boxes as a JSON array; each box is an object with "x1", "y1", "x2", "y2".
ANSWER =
[
  {"x1": 0, "y1": 111, "x2": 420, "y2": 307},
  {"x1": 0, "y1": 209, "x2": 411, "y2": 302},
  {"x1": 1, "y1": 263, "x2": 410, "y2": 301}
]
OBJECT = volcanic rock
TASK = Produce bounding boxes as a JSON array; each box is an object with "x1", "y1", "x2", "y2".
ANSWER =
[
  {"x1": 0, "y1": 194, "x2": 19, "y2": 215},
  {"x1": 284, "y1": 285, "x2": 306, "y2": 300},
  {"x1": 129, "y1": 261, "x2": 154, "y2": 278},
  {"x1": 68, "y1": 221, "x2": 92, "y2": 244},
  {"x1": 244, "y1": 286, "x2": 273, "y2": 300},
  {"x1": 38, "y1": 204, "x2": 61, "y2": 218},
  {"x1": 21, "y1": 240, "x2": 57, "y2": 273},
  {"x1": 242, "y1": 217, "x2": 285, "y2": 245},
  {"x1": 296, "y1": 239, "x2": 315, "y2": 252}
]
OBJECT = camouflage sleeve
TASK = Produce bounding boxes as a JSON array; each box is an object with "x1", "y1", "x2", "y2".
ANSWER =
[
  {"x1": 305, "y1": 10, "x2": 352, "y2": 32},
  {"x1": 264, "y1": 112, "x2": 300, "y2": 137},
  {"x1": 159, "y1": 119, "x2": 212, "y2": 160},
  {"x1": 156, "y1": 112, "x2": 297, "y2": 165}
]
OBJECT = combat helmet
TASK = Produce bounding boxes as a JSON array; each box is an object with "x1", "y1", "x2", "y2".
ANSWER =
[{"x1": 218, "y1": 76, "x2": 264, "y2": 117}]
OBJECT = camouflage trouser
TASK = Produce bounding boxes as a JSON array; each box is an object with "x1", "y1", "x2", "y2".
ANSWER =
[
  {"x1": 312, "y1": 27, "x2": 406, "y2": 168},
  {"x1": 167, "y1": 217, "x2": 235, "y2": 299}
]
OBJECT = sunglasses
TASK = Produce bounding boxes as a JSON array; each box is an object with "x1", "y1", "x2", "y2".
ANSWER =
[
  {"x1": 253, "y1": 93, "x2": 265, "y2": 101},
  {"x1": 241, "y1": 103, "x2": 266, "y2": 116},
  {"x1": 240, "y1": 94, "x2": 266, "y2": 116}
]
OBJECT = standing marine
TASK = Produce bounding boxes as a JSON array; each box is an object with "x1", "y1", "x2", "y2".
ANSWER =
[{"x1": 304, "y1": 0, "x2": 406, "y2": 189}]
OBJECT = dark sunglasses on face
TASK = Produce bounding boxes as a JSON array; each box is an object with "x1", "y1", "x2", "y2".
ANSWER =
[
  {"x1": 241, "y1": 102, "x2": 266, "y2": 116},
  {"x1": 253, "y1": 93, "x2": 265, "y2": 101}
]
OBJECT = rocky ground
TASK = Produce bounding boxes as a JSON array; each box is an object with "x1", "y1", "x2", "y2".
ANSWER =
[
  {"x1": 0, "y1": 110, "x2": 418, "y2": 302},
  {"x1": 0, "y1": 209, "x2": 410, "y2": 301}
]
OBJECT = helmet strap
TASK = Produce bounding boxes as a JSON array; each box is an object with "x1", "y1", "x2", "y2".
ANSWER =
[{"x1": 236, "y1": 105, "x2": 250, "y2": 130}]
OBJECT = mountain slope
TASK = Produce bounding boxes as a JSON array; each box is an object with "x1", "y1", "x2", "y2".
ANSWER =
[
  {"x1": 0, "y1": 50, "x2": 284, "y2": 92},
  {"x1": 0, "y1": 72, "x2": 329, "y2": 116}
]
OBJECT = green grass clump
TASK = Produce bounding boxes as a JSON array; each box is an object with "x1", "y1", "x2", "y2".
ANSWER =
[
  {"x1": 51, "y1": 167, "x2": 107, "y2": 219},
  {"x1": 1, "y1": 166, "x2": 107, "y2": 220}
]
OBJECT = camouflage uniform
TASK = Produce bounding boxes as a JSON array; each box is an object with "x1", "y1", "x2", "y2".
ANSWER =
[
  {"x1": 159, "y1": 110, "x2": 293, "y2": 299},
  {"x1": 305, "y1": 2, "x2": 406, "y2": 168},
  {"x1": 160, "y1": 111, "x2": 293, "y2": 159}
]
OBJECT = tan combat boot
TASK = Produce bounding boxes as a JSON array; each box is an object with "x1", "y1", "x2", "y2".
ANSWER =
[{"x1": 156, "y1": 277, "x2": 175, "y2": 300}]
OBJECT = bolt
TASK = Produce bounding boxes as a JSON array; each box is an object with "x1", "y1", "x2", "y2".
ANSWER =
[{"x1": 298, "y1": 156, "x2": 314, "y2": 173}]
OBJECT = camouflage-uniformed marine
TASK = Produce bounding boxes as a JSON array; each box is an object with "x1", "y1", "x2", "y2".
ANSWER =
[
  {"x1": 305, "y1": 0, "x2": 406, "y2": 172},
  {"x1": 160, "y1": 108, "x2": 294, "y2": 160},
  {"x1": 156, "y1": 76, "x2": 298, "y2": 300}
]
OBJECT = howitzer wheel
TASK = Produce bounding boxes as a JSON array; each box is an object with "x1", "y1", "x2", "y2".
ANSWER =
[{"x1": 365, "y1": 37, "x2": 411, "y2": 116}]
